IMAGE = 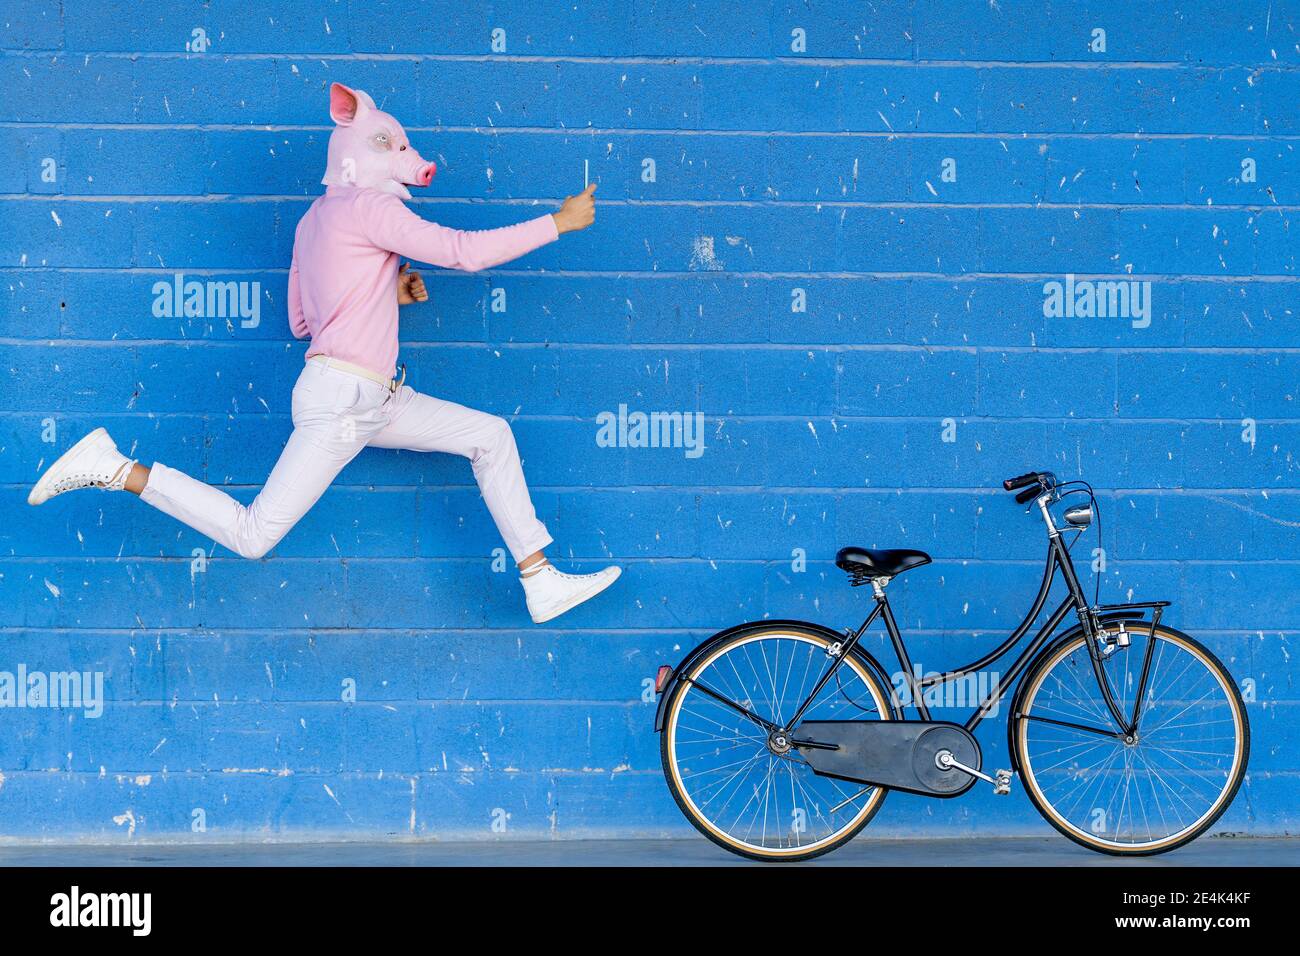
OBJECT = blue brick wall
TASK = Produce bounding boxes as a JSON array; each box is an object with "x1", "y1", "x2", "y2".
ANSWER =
[{"x1": 0, "y1": 0, "x2": 1295, "y2": 842}]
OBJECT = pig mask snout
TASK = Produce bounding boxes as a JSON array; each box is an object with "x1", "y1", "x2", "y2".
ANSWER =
[
  {"x1": 321, "y1": 82, "x2": 435, "y2": 200},
  {"x1": 398, "y1": 149, "x2": 436, "y2": 188}
]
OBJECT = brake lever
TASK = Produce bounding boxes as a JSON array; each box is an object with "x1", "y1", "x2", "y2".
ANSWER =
[{"x1": 1014, "y1": 485, "x2": 1042, "y2": 505}]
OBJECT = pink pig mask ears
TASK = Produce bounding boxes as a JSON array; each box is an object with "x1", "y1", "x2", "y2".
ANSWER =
[{"x1": 320, "y1": 82, "x2": 436, "y2": 200}]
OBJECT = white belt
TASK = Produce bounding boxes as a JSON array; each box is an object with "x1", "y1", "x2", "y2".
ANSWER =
[{"x1": 309, "y1": 354, "x2": 406, "y2": 392}]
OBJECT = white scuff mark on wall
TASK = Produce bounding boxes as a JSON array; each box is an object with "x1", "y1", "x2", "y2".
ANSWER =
[
  {"x1": 50, "y1": 210, "x2": 62, "y2": 227},
  {"x1": 1207, "y1": 495, "x2": 1300, "y2": 529},
  {"x1": 44, "y1": 578, "x2": 60, "y2": 598},
  {"x1": 112, "y1": 809, "x2": 137, "y2": 837},
  {"x1": 221, "y1": 767, "x2": 291, "y2": 775},
  {"x1": 689, "y1": 235, "x2": 723, "y2": 271}
]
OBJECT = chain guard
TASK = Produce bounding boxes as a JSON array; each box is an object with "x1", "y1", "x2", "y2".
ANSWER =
[{"x1": 795, "y1": 720, "x2": 982, "y2": 798}]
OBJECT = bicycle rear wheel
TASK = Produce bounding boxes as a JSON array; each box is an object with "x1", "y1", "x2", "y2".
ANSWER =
[
  {"x1": 660, "y1": 624, "x2": 893, "y2": 862},
  {"x1": 1013, "y1": 624, "x2": 1248, "y2": 854}
]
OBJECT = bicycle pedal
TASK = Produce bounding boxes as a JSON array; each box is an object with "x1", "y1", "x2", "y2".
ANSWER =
[{"x1": 993, "y1": 769, "x2": 1013, "y2": 796}]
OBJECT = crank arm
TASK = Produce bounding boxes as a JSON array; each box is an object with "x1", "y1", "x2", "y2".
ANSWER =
[
  {"x1": 937, "y1": 752, "x2": 1014, "y2": 795},
  {"x1": 936, "y1": 751, "x2": 995, "y2": 784}
]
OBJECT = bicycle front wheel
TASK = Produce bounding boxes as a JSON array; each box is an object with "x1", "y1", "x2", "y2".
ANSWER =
[
  {"x1": 1013, "y1": 624, "x2": 1248, "y2": 855},
  {"x1": 661, "y1": 624, "x2": 893, "y2": 862}
]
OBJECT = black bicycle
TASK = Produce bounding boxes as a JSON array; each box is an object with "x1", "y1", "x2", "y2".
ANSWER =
[{"x1": 653, "y1": 471, "x2": 1250, "y2": 861}]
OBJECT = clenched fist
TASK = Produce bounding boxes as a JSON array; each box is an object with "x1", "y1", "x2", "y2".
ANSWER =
[{"x1": 552, "y1": 183, "x2": 597, "y2": 234}]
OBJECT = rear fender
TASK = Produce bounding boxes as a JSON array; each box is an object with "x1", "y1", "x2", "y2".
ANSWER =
[{"x1": 653, "y1": 619, "x2": 900, "y2": 732}]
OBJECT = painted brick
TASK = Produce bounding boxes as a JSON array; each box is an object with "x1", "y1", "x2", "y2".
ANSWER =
[{"x1": 0, "y1": 0, "x2": 1291, "y2": 844}]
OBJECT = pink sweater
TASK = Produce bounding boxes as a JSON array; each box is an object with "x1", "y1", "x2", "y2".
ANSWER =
[{"x1": 288, "y1": 186, "x2": 560, "y2": 378}]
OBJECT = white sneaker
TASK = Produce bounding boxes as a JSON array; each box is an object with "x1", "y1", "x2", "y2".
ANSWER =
[
  {"x1": 28, "y1": 427, "x2": 134, "y2": 506},
  {"x1": 520, "y1": 563, "x2": 622, "y2": 624}
]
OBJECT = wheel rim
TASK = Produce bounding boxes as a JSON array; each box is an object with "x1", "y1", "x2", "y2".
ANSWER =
[
  {"x1": 1017, "y1": 629, "x2": 1245, "y2": 851},
  {"x1": 666, "y1": 630, "x2": 889, "y2": 858}
]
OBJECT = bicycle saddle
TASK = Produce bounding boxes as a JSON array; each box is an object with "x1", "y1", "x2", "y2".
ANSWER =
[{"x1": 835, "y1": 547, "x2": 932, "y2": 579}]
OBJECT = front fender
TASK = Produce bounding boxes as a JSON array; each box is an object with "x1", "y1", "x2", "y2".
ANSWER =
[{"x1": 652, "y1": 619, "x2": 900, "y2": 732}]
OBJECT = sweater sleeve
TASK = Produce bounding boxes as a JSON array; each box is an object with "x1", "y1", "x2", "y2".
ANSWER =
[
  {"x1": 287, "y1": 254, "x2": 310, "y2": 339},
  {"x1": 357, "y1": 191, "x2": 560, "y2": 273}
]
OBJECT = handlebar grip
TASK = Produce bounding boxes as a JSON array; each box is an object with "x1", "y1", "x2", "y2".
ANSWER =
[
  {"x1": 1003, "y1": 472, "x2": 1038, "y2": 491},
  {"x1": 1015, "y1": 485, "x2": 1042, "y2": 505}
]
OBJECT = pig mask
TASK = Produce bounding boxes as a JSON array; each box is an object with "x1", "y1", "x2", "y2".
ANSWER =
[{"x1": 321, "y1": 82, "x2": 435, "y2": 200}]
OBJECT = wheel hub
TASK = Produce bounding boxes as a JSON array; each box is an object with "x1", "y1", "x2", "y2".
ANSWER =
[{"x1": 767, "y1": 730, "x2": 792, "y2": 755}]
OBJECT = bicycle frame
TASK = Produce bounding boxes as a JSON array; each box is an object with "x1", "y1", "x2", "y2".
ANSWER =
[{"x1": 784, "y1": 493, "x2": 1164, "y2": 741}]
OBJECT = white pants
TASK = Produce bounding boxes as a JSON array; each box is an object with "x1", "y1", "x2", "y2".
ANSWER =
[{"x1": 140, "y1": 361, "x2": 553, "y2": 562}]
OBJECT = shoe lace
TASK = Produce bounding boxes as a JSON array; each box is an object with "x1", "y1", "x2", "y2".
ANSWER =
[
  {"x1": 526, "y1": 565, "x2": 597, "y2": 583},
  {"x1": 49, "y1": 460, "x2": 129, "y2": 495},
  {"x1": 51, "y1": 472, "x2": 106, "y2": 493},
  {"x1": 554, "y1": 567, "x2": 602, "y2": 581}
]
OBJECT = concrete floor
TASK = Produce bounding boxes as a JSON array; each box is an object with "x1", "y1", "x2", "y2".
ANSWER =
[{"x1": 0, "y1": 836, "x2": 1292, "y2": 867}]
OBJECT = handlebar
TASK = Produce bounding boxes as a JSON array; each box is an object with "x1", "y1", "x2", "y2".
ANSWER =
[{"x1": 1002, "y1": 470, "x2": 1058, "y2": 504}]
